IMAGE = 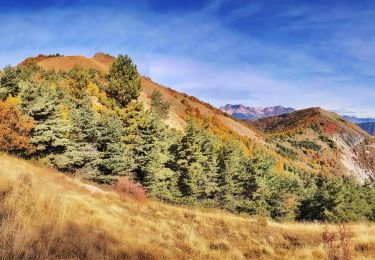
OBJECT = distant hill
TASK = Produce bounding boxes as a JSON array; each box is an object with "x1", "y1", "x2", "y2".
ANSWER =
[
  {"x1": 359, "y1": 122, "x2": 375, "y2": 136},
  {"x1": 341, "y1": 116, "x2": 375, "y2": 135},
  {"x1": 220, "y1": 104, "x2": 295, "y2": 120},
  {"x1": 343, "y1": 115, "x2": 375, "y2": 124},
  {"x1": 248, "y1": 107, "x2": 375, "y2": 182}
]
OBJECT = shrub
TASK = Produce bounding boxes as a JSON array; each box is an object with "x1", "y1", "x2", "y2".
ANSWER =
[
  {"x1": 114, "y1": 177, "x2": 147, "y2": 201},
  {"x1": 291, "y1": 140, "x2": 321, "y2": 151},
  {"x1": 276, "y1": 143, "x2": 298, "y2": 159},
  {"x1": 322, "y1": 224, "x2": 352, "y2": 260},
  {"x1": 0, "y1": 100, "x2": 34, "y2": 154}
]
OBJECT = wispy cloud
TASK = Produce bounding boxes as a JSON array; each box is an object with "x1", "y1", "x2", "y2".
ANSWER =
[{"x1": 0, "y1": 0, "x2": 374, "y2": 117}]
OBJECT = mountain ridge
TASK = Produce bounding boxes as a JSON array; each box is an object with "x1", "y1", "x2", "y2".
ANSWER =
[
  {"x1": 359, "y1": 122, "x2": 375, "y2": 136},
  {"x1": 343, "y1": 115, "x2": 375, "y2": 124},
  {"x1": 220, "y1": 104, "x2": 295, "y2": 119}
]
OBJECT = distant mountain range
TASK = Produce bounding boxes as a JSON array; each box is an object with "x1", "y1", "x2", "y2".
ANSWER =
[
  {"x1": 342, "y1": 116, "x2": 375, "y2": 136},
  {"x1": 342, "y1": 116, "x2": 375, "y2": 124},
  {"x1": 220, "y1": 104, "x2": 375, "y2": 136},
  {"x1": 220, "y1": 104, "x2": 295, "y2": 120},
  {"x1": 358, "y1": 122, "x2": 375, "y2": 136}
]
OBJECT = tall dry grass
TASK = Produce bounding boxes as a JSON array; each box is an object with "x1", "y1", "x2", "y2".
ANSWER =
[{"x1": 0, "y1": 154, "x2": 374, "y2": 259}]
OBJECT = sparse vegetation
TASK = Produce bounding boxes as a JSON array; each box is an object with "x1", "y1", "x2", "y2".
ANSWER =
[
  {"x1": 291, "y1": 140, "x2": 322, "y2": 151},
  {"x1": 277, "y1": 143, "x2": 298, "y2": 159}
]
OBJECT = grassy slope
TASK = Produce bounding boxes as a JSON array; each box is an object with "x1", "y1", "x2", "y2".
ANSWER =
[{"x1": 0, "y1": 154, "x2": 374, "y2": 259}]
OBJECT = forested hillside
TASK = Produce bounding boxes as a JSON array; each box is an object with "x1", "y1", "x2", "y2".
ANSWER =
[{"x1": 0, "y1": 54, "x2": 374, "y2": 223}]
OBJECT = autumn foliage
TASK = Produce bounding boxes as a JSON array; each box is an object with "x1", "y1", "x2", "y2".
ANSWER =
[
  {"x1": 0, "y1": 100, "x2": 34, "y2": 154},
  {"x1": 114, "y1": 176, "x2": 147, "y2": 201}
]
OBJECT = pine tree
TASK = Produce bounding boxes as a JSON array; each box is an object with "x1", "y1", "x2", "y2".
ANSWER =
[
  {"x1": 20, "y1": 83, "x2": 72, "y2": 156},
  {"x1": 107, "y1": 54, "x2": 141, "y2": 107},
  {"x1": 96, "y1": 112, "x2": 136, "y2": 183},
  {"x1": 67, "y1": 66, "x2": 90, "y2": 102},
  {"x1": 0, "y1": 66, "x2": 20, "y2": 99},
  {"x1": 175, "y1": 120, "x2": 219, "y2": 201},
  {"x1": 150, "y1": 89, "x2": 170, "y2": 120},
  {"x1": 52, "y1": 97, "x2": 100, "y2": 172},
  {"x1": 133, "y1": 116, "x2": 177, "y2": 200},
  {"x1": 217, "y1": 141, "x2": 246, "y2": 211},
  {"x1": 239, "y1": 152, "x2": 276, "y2": 216}
]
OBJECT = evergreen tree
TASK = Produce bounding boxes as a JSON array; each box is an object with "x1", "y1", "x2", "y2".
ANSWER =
[
  {"x1": 67, "y1": 66, "x2": 90, "y2": 102},
  {"x1": 238, "y1": 152, "x2": 276, "y2": 216},
  {"x1": 51, "y1": 97, "x2": 100, "y2": 172},
  {"x1": 20, "y1": 83, "x2": 71, "y2": 156},
  {"x1": 107, "y1": 54, "x2": 141, "y2": 107},
  {"x1": 116, "y1": 101, "x2": 147, "y2": 145},
  {"x1": 217, "y1": 141, "x2": 246, "y2": 210},
  {"x1": 0, "y1": 65, "x2": 20, "y2": 99},
  {"x1": 299, "y1": 176, "x2": 346, "y2": 222},
  {"x1": 150, "y1": 89, "x2": 170, "y2": 120},
  {"x1": 176, "y1": 121, "x2": 219, "y2": 201},
  {"x1": 96, "y1": 112, "x2": 136, "y2": 183},
  {"x1": 134, "y1": 116, "x2": 177, "y2": 200}
]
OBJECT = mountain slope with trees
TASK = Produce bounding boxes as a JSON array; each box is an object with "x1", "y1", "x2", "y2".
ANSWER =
[
  {"x1": 0, "y1": 53, "x2": 374, "y2": 223},
  {"x1": 248, "y1": 108, "x2": 375, "y2": 183}
]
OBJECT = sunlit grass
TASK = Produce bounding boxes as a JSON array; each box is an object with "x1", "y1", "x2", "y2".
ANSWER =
[{"x1": 0, "y1": 154, "x2": 374, "y2": 259}]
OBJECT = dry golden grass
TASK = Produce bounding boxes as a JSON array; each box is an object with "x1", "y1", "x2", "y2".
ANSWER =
[{"x1": 0, "y1": 153, "x2": 374, "y2": 259}]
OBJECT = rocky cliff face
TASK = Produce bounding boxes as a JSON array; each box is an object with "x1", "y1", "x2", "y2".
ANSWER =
[{"x1": 220, "y1": 104, "x2": 295, "y2": 119}]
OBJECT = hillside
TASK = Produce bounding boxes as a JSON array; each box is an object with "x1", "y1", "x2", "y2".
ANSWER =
[
  {"x1": 2, "y1": 52, "x2": 373, "y2": 224},
  {"x1": 220, "y1": 104, "x2": 295, "y2": 120},
  {"x1": 22, "y1": 54, "x2": 261, "y2": 141},
  {"x1": 359, "y1": 122, "x2": 375, "y2": 136},
  {"x1": 248, "y1": 108, "x2": 375, "y2": 182},
  {"x1": 1, "y1": 153, "x2": 374, "y2": 259}
]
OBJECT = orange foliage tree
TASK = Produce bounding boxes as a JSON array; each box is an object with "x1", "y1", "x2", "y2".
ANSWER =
[{"x1": 0, "y1": 101, "x2": 34, "y2": 154}]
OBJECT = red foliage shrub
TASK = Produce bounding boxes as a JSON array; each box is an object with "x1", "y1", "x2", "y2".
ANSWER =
[
  {"x1": 322, "y1": 224, "x2": 352, "y2": 260},
  {"x1": 322, "y1": 121, "x2": 341, "y2": 134},
  {"x1": 114, "y1": 177, "x2": 147, "y2": 201}
]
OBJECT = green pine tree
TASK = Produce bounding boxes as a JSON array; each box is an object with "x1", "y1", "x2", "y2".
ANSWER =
[
  {"x1": 0, "y1": 65, "x2": 20, "y2": 99},
  {"x1": 217, "y1": 141, "x2": 246, "y2": 211},
  {"x1": 175, "y1": 120, "x2": 219, "y2": 201},
  {"x1": 134, "y1": 116, "x2": 178, "y2": 200},
  {"x1": 150, "y1": 89, "x2": 170, "y2": 120},
  {"x1": 107, "y1": 54, "x2": 141, "y2": 107},
  {"x1": 20, "y1": 83, "x2": 71, "y2": 156}
]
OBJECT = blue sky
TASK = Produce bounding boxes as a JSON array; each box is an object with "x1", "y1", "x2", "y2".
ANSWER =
[{"x1": 0, "y1": 0, "x2": 374, "y2": 117}]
